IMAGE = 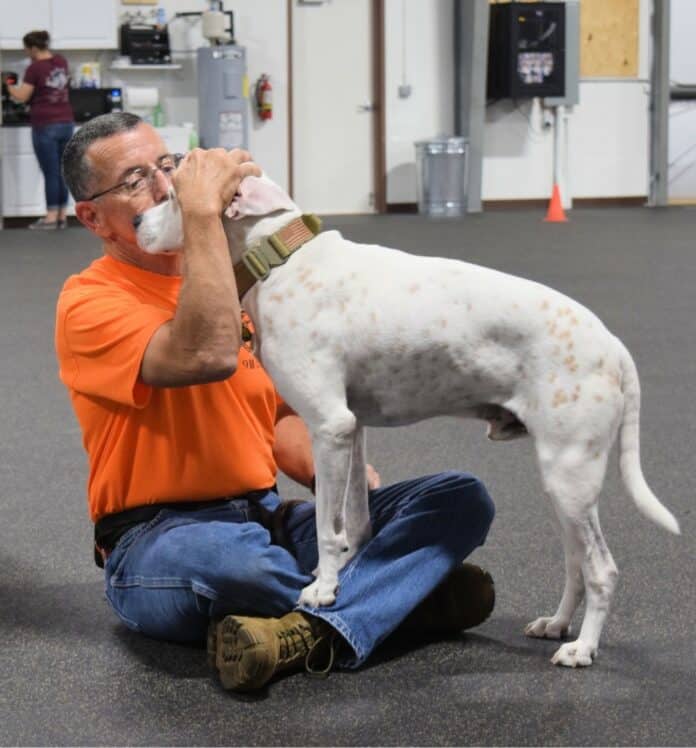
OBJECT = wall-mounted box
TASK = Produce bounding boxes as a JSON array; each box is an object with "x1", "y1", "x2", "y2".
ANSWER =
[{"x1": 487, "y1": 2, "x2": 566, "y2": 99}]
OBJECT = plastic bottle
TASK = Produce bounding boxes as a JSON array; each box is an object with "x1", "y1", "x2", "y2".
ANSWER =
[{"x1": 152, "y1": 103, "x2": 165, "y2": 127}]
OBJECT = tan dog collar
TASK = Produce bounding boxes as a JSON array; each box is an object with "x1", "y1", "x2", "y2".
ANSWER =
[{"x1": 234, "y1": 213, "x2": 322, "y2": 300}]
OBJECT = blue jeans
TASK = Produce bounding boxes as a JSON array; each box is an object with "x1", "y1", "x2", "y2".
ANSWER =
[
  {"x1": 31, "y1": 122, "x2": 74, "y2": 210},
  {"x1": 104, "y1": 471, "x2": 495, "y2": 667}
]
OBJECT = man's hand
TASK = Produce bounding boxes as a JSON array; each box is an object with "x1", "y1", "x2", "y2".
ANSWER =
[
  {"x1": 173, "y1": 148, "x2": 261, "y2": 219},
  {"x1": 366, "y1": 464, "x2": 381, "y2": 490}
]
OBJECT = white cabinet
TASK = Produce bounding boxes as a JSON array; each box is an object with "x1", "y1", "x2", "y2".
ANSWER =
[
  {"x1": 1, "y1": 126, "x2": 77, "y2": 216},
  {"x1": 0, "y1": 0, "x2": 117, "y2": 50},
  {"x1": 0, "y1": 1, "x2": 51, "y2": 49},
  {"x1": 1, "y1": 128, "x2": 46, "y2": 216},
  {"x1": 50, "y1": 0, "x2": 118, "y2": 50}
]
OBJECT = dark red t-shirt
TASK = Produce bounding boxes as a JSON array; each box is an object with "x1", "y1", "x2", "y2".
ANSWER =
[{"x1": 23, "y1": 55, "x2": 74, "y2": 127}]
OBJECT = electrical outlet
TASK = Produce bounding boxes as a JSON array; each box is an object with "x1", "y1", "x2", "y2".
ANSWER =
[{"x1": 398, "y1": 84, "x2": 412, "y2": 99}]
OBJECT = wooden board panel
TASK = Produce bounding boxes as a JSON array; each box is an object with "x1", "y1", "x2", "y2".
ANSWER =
[{"x1": 580, "y1": 0, "x2": 638, "y2": 77}]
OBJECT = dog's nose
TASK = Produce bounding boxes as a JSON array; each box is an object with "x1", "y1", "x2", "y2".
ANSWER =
[{"x1": 132, "y1": 214, "x2": 143, "y2": 229}]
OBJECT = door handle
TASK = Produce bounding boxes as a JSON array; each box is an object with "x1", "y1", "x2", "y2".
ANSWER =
[{"x1": 356, "y1": 103, "x2": 377, "y2": 113}]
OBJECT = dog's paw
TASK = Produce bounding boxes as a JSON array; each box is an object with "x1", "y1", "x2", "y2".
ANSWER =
[
  {"x1": 524, "y1": 616, "x2": 569, "y2": 639},
  {"x1": 298, "y1": 578, "x2": 338, "y2": 608},
  {"x1": 551, "y1": 640, "x2": 596, "y2": 667}
]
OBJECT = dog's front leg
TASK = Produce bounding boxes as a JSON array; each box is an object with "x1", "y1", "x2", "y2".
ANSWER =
[
  {"x1": 298, "y1": 409, "x2": 358, "y2": 608},
  {"x1": 343, "y1": 425, "x2": 372, "y2": 560}
]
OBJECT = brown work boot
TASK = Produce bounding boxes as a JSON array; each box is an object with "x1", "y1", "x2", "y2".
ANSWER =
[
  {"x1": 398, "y1": 563, "x2": 495, "y2": 638},
  {"x1": 207, "y1": 611, "x2": 336, "y2": 691}
]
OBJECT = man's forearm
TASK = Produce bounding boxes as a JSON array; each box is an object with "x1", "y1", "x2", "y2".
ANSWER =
[
  {"x1": 274, "y1": 410, "x2": 316, "y2": 490},
  {"x1": 173, "y1": 213, "x2": 242, "y2": 367}
]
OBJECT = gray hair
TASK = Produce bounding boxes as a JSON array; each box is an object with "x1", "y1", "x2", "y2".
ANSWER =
[{"x1": 61, "y1": 112, "x2": 143, "y2": 201}]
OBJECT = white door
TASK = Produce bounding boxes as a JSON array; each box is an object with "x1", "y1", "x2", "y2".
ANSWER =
[{"x1": 291, "y1": 0, "x2": 375, "y2": 214}]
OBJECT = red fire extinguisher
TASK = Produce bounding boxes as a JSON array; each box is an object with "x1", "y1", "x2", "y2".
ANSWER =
[{"x1": 255, "y1": 74, "x2": 272, "y2": 121}]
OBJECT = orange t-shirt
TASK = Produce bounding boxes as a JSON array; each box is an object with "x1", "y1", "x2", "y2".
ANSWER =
[{"x1": 55, "y1": 255, "x2": 279, "y2": 522}]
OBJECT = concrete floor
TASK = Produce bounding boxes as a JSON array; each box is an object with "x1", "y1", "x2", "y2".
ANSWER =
[{"x1": 0, "y1": 207, "x2": 694, "y2": 745}]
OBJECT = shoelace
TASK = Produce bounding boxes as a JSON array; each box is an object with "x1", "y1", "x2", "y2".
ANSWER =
[
  {"x1": 304, "y1": 630, "x2": 338, "y2": 678},
  {"x1": 276, "y1": 624, "x2": 316, "y2": 664}
]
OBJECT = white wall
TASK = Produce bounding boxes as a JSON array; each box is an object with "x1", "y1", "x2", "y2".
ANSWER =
[
  {"x1": 385, "y1": 0, "x2": 652, "y2": 203},
  {"x1": 3, "y1": 0, "x2": 658, "y2": 209},
  {"x1": 114, "y1": 0, "x2": 290, "y2": 191},
  {"x1": 384, "y1": 0, "x2": 454, "y2": 204},
  {"x1": 668, "y1": 0, "x2": 696, "y2": 200},
  {"x1": 2, "y1": 1, "x2": 290, "y2": 190}
]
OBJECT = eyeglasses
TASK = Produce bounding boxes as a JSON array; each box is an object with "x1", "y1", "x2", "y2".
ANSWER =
[{"x1": 85, "y1": 153, "x2": 185, "y2": 201}]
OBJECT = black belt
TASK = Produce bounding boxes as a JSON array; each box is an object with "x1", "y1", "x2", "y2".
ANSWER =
[{"x1": 93, "y1": 487, "x2": 305, "y2": 568}]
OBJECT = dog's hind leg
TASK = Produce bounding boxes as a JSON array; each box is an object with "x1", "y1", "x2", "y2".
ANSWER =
[
  {"x1": 298, "y1": 404, "x2": 359, "y2": 608},
  {"x1": 529, "y1": 441, "x2": 618, "y2": 667}
]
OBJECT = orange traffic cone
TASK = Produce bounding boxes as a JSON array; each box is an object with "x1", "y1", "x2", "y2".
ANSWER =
[{"x1": 544, "y1": 183, "x2": 568, "y2": 222}]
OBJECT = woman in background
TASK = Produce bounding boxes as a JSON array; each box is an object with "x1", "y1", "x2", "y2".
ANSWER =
[{"x1": 7, "y1": 30, "x2": 74, "y2": 229}]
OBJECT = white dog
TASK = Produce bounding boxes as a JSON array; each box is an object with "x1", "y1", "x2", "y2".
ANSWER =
[{"x1": 136, "y1": 174, "x2": 680, "y2": 668}]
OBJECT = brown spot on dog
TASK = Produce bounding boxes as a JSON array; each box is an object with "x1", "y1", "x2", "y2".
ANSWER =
[
  {"x1": 408, "y1": 283, "x2": 420, "y2": 294},
  {"x1": 263, "y1": 315, "x2": 274, "y2": 334},
  {"x1": 570, "y1": 316, "x2": 579, "y2": 326},
  {"x1": 541, "y1": 300, "x2": 550, "y2": 310},
  {"x1": 370, "y1": 311, "x2": 377, "y2": 323},
  {"x1": 270, "y1": 293, "x2": 284, "y2": 303},
  {"x1": 594, "y1": 394, "x2": 604, "y2": 402},
  {"x1": 439, "y1": 319, "x2": 448, "y2": 328},
  {"x1": 552, "y1": 389, "x2": 569, "y2": 407},
  {"x1": 558, "y1": 330, "x2": 572, "y2": 341},
  {"x1": 567, "y1": 341, "x2": 574, "y2": 350},
  {"x1": 548, "y1": 372, "x2": 557, "y2": 383},
  {"x1": 467, "y1": 302, "x2": 473, "y2": 312}
]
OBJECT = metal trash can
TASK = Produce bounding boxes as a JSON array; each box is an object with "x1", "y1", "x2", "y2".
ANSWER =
[{"x1": 415, "y1": 136, "x2": 469, "y2": 217}]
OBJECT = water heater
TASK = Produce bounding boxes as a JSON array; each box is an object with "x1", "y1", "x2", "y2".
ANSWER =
[{"x1": 196, "y1": 45, "x2": 248, "y2": 149}]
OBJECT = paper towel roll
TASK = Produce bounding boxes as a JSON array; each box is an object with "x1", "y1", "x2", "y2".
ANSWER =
[{"x1": 125, "y1": 87, "x2": 159, "y2": 109}]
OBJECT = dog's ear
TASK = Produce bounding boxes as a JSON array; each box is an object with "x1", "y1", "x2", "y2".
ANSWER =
[{"x1": 225, "y1": 175, "x2": 296, "y2": 220}]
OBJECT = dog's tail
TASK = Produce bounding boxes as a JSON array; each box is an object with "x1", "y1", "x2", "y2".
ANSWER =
[{"x1": 617, "y1": 340, "x2": 680, "y2": 534}]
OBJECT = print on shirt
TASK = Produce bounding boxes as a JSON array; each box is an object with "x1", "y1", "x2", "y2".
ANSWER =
[{"x1": 45, "y1": 67, "x2": 69, "y2": 104}]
